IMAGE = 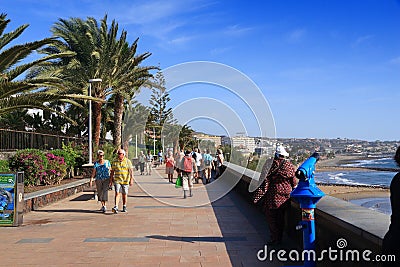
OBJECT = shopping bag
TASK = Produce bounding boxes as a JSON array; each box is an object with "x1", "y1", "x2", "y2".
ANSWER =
[{"x1": 175, "y1": 175, "x2": 182, "y2": 188}]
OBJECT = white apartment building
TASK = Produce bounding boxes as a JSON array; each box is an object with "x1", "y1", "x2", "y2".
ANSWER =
[{"x1": 222, "y1": 136, "x2": 256, "y2": 153}]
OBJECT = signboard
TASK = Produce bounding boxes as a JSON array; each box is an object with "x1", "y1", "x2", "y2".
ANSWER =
[{"x1": 0, "y1": 174, "x2": 15, "y2": 226}]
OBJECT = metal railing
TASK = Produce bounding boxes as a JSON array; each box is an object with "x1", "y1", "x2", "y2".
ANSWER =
[{"x1": 0, "y1": 128, "x2": 83, "y2": 151}]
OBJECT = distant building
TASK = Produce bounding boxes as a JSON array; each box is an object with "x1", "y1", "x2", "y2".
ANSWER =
[
  {"x1": 195, "y1": 133, "x2": 221, "y2": 148},
  {"x1": 222, "y1": 136, "x2": 256, "y2": 153}
]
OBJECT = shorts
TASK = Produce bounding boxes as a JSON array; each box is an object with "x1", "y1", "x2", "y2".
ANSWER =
[
  {"x1": 114, "y1": 183, "x2": 129, "y2": 194},
  {"x1": 165, "y1": 166, "x2": 174, "y2": 175},
  {"x1": 181, "y1": 172, "x2": 194, "y2": 191}
]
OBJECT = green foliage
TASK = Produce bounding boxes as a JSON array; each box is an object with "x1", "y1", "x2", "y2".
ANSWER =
[
  {"x1": 52, "y1": 143, "x2": 79, "y2": 169},
  {"x1": 9, "y1": 149, "x2": 48, "y2": 186},
  {"x1": 0, "y1": 14, "x2": 81, "y2": 122},
  {"x1": 0, "y1": 159, "x2": 10, "y2": 172},
  {"x1": 96, "y1": 143, "x2": 117, "y2": 161}
]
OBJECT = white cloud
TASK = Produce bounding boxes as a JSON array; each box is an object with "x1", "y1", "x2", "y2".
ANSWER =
[
  {"x1": 167, "y1": 36, "x2": 194, "y2": 46},
  {"x1": 223, "y1": 24, "x2": 253, "y2": 37},
  {"x1": 389, "y1": 56, "x2": 400, "y2": 65},
  {"x1": 286, "y1": 28, "x2": 306, "y2": 43},
  {"x1": 351, "y1": 34, "x2": 374, "y2": 47}
]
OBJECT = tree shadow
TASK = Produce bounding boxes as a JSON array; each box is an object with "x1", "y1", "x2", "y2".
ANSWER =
[
  {"x1": 33, "y1": 209, "x2": 104, "y2": 214},
  {"x1": 147, "y1": 235, "x2": 247, "y2": 243}
]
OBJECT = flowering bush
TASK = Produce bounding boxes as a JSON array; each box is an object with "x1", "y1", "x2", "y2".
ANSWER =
[
  {"x1": 42, "y1": 153, "x2": 67, "y2": 185},
  {"x1": 52, "y1": 143, "x2": 80, "y2": 178},
  {"x1": 9, "y1": 149, "x2": 47, "y2": 186}
]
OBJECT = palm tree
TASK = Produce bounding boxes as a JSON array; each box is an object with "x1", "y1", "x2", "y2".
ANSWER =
[
  {"x1": 122, "y1": 100, "x2": 149, "y2": 156},
  {"x1": 49, "y1": 15, "x2": 156, "y2": 147},
  {"x1": 179, "y1": 124, "x2": 195, "y2": 151},
  {"x1": 108, "y1": 36, "x2": 155, "y2": 148},
  {"x1": 0, "y1": 13, "x2": 86, "y2": 123}
]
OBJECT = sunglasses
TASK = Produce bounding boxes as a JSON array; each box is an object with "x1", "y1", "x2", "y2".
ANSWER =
[
  {"x1": 117, "y1": 152, "x2": 124, "y2": 155},
  {"x1": 99, "y1": 154, "x2": 104, "y2": 157}
]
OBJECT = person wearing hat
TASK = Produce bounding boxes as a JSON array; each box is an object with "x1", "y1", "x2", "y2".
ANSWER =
[
  {"x1": 253, "y1": 144, "x2": 296, "y2": 245},
  {"x1": 109, "y1": 148, "x2": 134, "y2": 213},
  {"x1": 90, "y1": 150, "x2": 111, "y2": 213}
]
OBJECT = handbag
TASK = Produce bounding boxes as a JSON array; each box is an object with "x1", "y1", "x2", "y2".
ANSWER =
[{"x1": 175, "y1": 175, "x2": 182, "y2": 188}]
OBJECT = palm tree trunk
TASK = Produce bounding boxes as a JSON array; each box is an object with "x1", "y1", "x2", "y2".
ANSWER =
[
  {"x1": 113, "y1": 93, "x2": 124, "y2": 149},
  {"x1": 92, "y1": 101, "x2": 102, "y2": 146},
  {"x1": 123, "y1": 138, "x2": 130, "y2": 157}
]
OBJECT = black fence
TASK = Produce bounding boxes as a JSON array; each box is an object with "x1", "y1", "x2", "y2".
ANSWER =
[{"x1": 0, "y1": 128, "x2": 83, "y2": 151}]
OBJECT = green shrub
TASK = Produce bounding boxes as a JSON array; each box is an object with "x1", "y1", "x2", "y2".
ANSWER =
[
  {"x1": 9, "y1": 149, "x2": 48, "y2": 186},
  {"x1": 52, "y1": 143, "x2": 81, "y2": 178},
  {"x1": 0, "y1": 160, "x2": 10, "y2": 172}
]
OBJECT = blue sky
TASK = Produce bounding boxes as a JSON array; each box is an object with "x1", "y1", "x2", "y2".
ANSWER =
[{"x1": 2, "y1": 0, "x2": 400, "y2": 141}]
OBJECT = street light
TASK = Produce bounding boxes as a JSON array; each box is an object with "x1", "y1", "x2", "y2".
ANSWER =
[
  {"x1": 87, "y1": 78, "x2": 102, "y2": 165},
  {"x1": 153, "y1": 127, "x2": 156, "y2": 156}
]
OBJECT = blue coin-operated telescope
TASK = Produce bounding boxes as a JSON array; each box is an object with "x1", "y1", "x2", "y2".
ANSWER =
[{"x1": 290, "y1": 152, "x2": 325, "y2": 267}]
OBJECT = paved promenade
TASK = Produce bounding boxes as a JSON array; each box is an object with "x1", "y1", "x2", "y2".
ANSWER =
[{"x1": 0, "y1": 165, "x2": 299, "y2": 267}]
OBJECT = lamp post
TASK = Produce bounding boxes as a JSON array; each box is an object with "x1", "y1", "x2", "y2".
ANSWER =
[
  {"x1": 87, "y1": 78, "x2": 102, "y2": 165},
  {"x1": 153, "y1": 127, "x2": 156, "y2": 156}
]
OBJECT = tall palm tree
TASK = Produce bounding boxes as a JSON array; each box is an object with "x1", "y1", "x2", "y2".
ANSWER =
[
  {"x1": 179, "y1": 124, "x2": 195, "y2": 151},
  {"x1": 107, "y1": 36, "x2": 155, "y2": 148},
  {"x1": 122, "y1": 100, "x2": 149, "y2": 156},
  {"x1": 49, "y1": 15, "x2": 156, "y2": 147},
  {"x1": 0, "y1": 13, "x2": 86, "y2": 123}
]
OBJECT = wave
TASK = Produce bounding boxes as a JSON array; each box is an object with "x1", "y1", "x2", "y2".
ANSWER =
[
  {"x1": 343, "y1": 158, "x2": 398, "y2": 169},
  {"x1": 315, "y1": 170, "x2": 396, "y2": 187},
  {"x1": 325, "y1": 173, "x2": 370, "y2": 186},
  {"x1": 349, "y1": 198, "x2": 391, "y2": 215}
]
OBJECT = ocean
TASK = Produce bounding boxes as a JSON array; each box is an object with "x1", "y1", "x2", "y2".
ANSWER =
[
  {"x1": 315, "y1": 158, "x2": 398, "y2": 187},
  {"x1": 314, "y1": 157, "x2": 399, "y2": 215}
]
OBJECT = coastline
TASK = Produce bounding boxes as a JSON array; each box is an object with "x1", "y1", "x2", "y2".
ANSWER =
[
  {"x1": 311, "y1": 155, "x2": 393, "y2": 214},
  {"x1": 317, "y1": 155, "x2": 399, "y2": 172},
  {"x1": 317, "y1": 183, "x2": 390, "y2": 201}
]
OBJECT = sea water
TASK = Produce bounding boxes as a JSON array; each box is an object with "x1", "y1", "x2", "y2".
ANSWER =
[{"x1": 314, "y1": 157, "x2": 399, "y2": 214}]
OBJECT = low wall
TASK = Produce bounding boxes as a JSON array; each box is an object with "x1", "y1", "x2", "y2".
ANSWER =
[
  {"x1": 24, "y1": 179, "x2": 90, "y2": 213},
  {"x1": 225, "y1": 162, "x2": 390, "y2": 267}
]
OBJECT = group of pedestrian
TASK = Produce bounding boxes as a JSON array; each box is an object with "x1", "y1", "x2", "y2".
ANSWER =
[{"x1": 167, "y1": 148, "x2": 224, "y2": 185}]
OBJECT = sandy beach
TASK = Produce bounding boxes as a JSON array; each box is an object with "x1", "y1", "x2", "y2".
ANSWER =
[{"x1": 317, "y1": 184, "x2": 389, "y2": 201}]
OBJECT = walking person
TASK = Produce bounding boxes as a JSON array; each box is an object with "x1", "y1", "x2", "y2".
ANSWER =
[
  {"x1": 90, "y1": 150, "x2": 111, "y2": 213},
  {"x1": 179, "y1": 150, "x2": 197, "y2": 198},
  {"x1": 138, "y1": 151, "x2": 146, "y2": 175},
  {"x1": 253, "y1": 145, "x2": 296, "y2": 245},
  {"x1": 109, "y1": 149, "x2": 134, "y2": 214},
  {"x1": 193, "y1": 148, "x2": 202, "y2": 183},
  {"x1": 382, "y1": 145, "x2": 400, "y2": 267},
  {"x1": 158, "y1": 150, "x2": 163, "y2": 165},
  {"x1": 146, "y1": 151, "x2": 153, "y2": 175},
  {"x1": 215, "y1": 149, "x2": 224, "y2": 178},
  {"x1": 203, "y1": 149, "x2": 214, "y2": 184},
  {"x1": 174, "y1": 149, "x2": 184, "y2": 179},
  {"x1": 165, "y1": 151, "x2": 175, "y2": 183}
]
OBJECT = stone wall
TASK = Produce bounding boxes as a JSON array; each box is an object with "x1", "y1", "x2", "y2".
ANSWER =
[
  {"x1": 24, "y1": 179, "x2": 90, "y2": 213},
  {"x1": 226, "y1": 162, "x2": 391, "y2": 267}
]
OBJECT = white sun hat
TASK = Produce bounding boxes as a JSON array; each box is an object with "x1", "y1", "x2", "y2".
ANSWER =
[{"x1": 276, "y1": 145, "x2": 289, "y2": 157}]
